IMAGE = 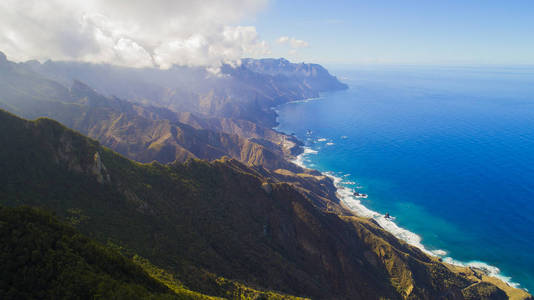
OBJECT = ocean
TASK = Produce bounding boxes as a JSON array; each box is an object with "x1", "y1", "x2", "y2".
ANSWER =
[{"x1": 274, "y1": 65, "x2": 534, "y2": 292}]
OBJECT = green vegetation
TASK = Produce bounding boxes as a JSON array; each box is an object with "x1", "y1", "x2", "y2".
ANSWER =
[
  {"x1": 133, "y1": 255, "x2": 305, "y2": 300},
  {"x1": 0, "y1": 109, "x2": 306, "y2": 299},
  {"x1": 133, "y1": 255, "x2": 222, "y2": 300},
  {"x1": 0, "y1": 206, "x2": 179, "y2": 299},
  {"x1": 0, "y1": 204, "x2": 301, "y2": 300}
]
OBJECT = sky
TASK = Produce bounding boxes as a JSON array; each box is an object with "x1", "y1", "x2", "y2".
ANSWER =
[
  {"x1": 0, "y1": 0, "x2": 533, "y2": 67},
  {"x1": 257, "y1": 0, "x2": 534, "y2": 65}
]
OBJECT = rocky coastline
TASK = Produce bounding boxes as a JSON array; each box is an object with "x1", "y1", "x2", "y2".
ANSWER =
[{"x1": 1, "y1": 51, "x2": 531, "y2": 299}]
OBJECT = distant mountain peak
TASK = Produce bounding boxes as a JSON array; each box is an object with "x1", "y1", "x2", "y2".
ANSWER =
[{"x1": 239, "y1": 57, "x2": 348, "y2": 91}]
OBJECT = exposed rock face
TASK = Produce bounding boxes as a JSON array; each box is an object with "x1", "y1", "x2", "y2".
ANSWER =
[{"x1": 92, "y1": 152, "x2": 110, "y2": 183}]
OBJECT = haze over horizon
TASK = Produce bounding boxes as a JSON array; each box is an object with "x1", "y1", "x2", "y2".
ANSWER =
[{"x1": 1, "y1": 0, "x2": 533, "y2": 68}]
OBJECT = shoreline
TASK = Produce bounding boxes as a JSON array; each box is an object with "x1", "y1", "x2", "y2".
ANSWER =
[{"x1": 272, "y1": 97, "x2": 528, "y2": 294}]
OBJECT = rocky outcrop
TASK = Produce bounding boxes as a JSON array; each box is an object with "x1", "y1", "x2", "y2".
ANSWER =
[{"x1": 92, "y1": 152, "x2": 110, "y2": 183}]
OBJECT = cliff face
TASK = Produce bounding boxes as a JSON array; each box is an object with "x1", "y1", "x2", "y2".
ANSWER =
[{"x1": 1, "y1": 110, "x2": 527, "y2": 300}]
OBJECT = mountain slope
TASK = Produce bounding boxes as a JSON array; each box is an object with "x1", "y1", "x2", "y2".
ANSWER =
[
  {"x1": 0, "y1": 55, "x2": 299, "y2": 170},
  {"x1": 0, "y1": 205, "x2": 305, "y2": 300},
  {"x1": 1, "y1": 110, "x2": 527, "y2": 299},
  {"x1": 0, "y1": 206, "x2": 202, "y2": 299},
  {"x1": 25, "y1": 57, "x2": 347, "y2": 127}
]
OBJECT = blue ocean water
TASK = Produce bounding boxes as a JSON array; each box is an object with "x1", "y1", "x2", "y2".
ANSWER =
[{"x1": 275, "y1": 65, "x2": 534, "y2": 291}]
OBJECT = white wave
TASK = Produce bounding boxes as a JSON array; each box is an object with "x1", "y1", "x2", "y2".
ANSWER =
[
  {"x1": 292, "y1": 147, "x2": 318, "y2": 168},
  {"x1": 326, "y1": 142, "x2": 335, "y2": 146},
  {"x1": 317, "y1": 138, "x2": 327, "y2": 142},
  {"x1": 441, "y1": 258, "x2": 522, "y2": 289},
  {"x1": 303, "y1": 148, "x2": 318, "y2": 154},
  {"x1": 431, "y1": 249, "x2": 448, "y2": 256},
  {"x1": 286, "y1": 96, "x2": 324, "y2": 104},
  {"x1": 341, "y1": 136, "x2": 348, "y2": 139},
  {"x1": 329, "y1": 172, "x2": 434, "y2": 252}
]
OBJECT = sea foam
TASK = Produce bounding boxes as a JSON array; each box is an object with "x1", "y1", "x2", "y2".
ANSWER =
[
  {"x1": 293, "y1": 147, "x2": 318, "y2": 168},
  {"x1": 286, "y1": 96, "x2": 323, "y2": 104},
  {"x1": 327, "y1": 171, "x2": 437, "y2": 254}
]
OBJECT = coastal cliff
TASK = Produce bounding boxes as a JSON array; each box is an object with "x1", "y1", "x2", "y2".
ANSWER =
[
  {"x1": 0, "y1": 50, "x2": 530, "y2": 299},
  {"x1": 1, "y1": 109, "x2": 531, "y2": 299}
]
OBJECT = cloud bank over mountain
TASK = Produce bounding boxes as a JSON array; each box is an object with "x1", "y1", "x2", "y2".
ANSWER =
[
  {"x1": 277, "y1": 36, "x2": 309, "y2": 49},
  {"x1": 277, "y1": 36, "x2": 310, "y2": 55},
  {"x1": 0, "y1": 0, "x2": 270, "y2": 68}
]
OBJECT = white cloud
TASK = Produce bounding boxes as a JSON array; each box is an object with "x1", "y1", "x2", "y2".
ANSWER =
[
  {"x1": 276, "y1": 36, "x2": 309, "y2": 49},
  {"x1": 277, "y1": 36, "x2": 290, "y2": 44},
  {"x1": 0, "y1": 0, "x2": 270, "y2": 68}
]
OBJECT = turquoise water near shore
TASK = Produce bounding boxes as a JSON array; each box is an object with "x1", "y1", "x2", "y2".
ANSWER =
[{"x1": 275, "y1": 66, "x2": 534, "y2": 291}]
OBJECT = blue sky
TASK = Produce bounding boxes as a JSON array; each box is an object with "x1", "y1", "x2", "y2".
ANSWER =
[{"x1": 251, "y1": 0, "x2": 534, "y2": 65}]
